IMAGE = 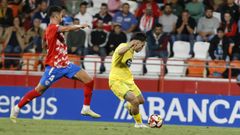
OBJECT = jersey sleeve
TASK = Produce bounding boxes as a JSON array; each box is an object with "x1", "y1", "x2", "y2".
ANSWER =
[{"x1": 114, "y1": 43, "x2": 133, "y2": 67}]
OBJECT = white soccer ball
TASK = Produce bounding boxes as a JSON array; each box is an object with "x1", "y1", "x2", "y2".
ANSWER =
[{"x1": 147, "y1": 114, "x2": 163, "y2": 128}]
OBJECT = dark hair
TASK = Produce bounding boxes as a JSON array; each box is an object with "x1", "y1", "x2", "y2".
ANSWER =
[
  {"x1": 130, "y1": 32, "x2": 147, "y2": 42},
  {"x1": 182, "y1": 9, "x2": 189, "y2": 14},
  {"x1": 80, "y1": 1, "x2": 88, "y2": 7},
  {"x1": 48, "y1": 6, "x2": 62, "y2": 17},
  {"x1": 62, "y1": 6, "x2": 67, "y2": 10},
  {"x1": 205, "y1": 6, "x2": 214, "y2": 11},
  {"x1": 41, "y1": 0, "x2": 47, "y2": 4},
  {"x1": 73, "y1": 18, "x2": 80, "y2": 21},
  {"x1": 162, "y1": 3, "x2": 172, "y2": 10},
  {"x1": 101, "y1": 3, "x2": 108, "y2": 7},
  {"x1": 217, "y1": 27, "x2": 224, "y2": 32},
  {"x1": 122, "y1": 2, "x2": 130, "y2": 7},
  {"x1": 221, "y1": 12, "x2": 234, "y2": 32},
  {"x1": 154, "y1": 23, "x2": 163, "y2": 28}
]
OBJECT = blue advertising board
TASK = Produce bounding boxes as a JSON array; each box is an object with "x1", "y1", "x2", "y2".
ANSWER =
[{"x1": 0, "y1": 86, "x2": 240, "y2": 127}]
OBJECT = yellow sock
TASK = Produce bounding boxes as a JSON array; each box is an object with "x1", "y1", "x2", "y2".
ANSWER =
[{"x1": 133, "y1": 113, "x2": 142, "y2": 124}]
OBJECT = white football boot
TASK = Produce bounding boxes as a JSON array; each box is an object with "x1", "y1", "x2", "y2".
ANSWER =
[
  {"x1": 134, "y1": 123, "x2": 149, "y2": 128},
  {"x1": 81, "y1": 105, "x2": 101, "y2": 118},
  {"x1": 10, "y1": 105, "x2": 20, "y2": 123}
]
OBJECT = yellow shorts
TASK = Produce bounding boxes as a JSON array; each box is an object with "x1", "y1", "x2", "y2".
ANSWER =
[{"x1": 109, "y1": 79, "x2": 142, "y2": 100}]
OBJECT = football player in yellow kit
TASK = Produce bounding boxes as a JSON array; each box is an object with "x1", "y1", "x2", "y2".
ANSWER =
[{"x1": 109, "y1": 32, "x2": 148, "y2": 128}]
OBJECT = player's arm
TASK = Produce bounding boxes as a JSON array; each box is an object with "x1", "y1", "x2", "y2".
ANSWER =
[
  {"x1": 118, "y1": 41, "x2": 136, "y2": 55},
  {"x1": 58, "y1": 24, "x2": 89, "y2": 32}
]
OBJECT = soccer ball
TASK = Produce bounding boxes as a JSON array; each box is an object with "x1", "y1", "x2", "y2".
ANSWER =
[{"x1": 148, "y1": 114, "x2": 163, "y2": 128}]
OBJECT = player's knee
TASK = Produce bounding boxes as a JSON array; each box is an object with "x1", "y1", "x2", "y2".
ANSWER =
[
  {"x1": 130, "y1": 98, "x2": 140, "y2": 107},
  {"x1": 138, "y1": 98, "x2": 145, "y2": 104},
  {"x1": 35, "y1": 85, "x2": 47, "y2": 95}
]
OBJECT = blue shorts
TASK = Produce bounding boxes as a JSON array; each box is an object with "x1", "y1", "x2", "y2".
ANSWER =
[{"x1": 40, "y1": 63, "x2": 81, "y2": 87}]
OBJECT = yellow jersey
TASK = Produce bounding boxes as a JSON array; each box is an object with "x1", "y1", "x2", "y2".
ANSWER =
[{"x1": 109, "y1": 43, "x2": 134, "y2": 82}]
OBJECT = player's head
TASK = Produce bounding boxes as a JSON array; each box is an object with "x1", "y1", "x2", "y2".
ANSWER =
[
  {"x1": 130, "y1": 32, "x2": 147, "y2": 53},
  {"x1": 48, "y1": 6, "x2": 63, "y2": 23}
]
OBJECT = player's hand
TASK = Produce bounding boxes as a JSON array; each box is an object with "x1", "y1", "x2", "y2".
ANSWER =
[{"x1": 128, "y1": 40, "x2": 138, "y2": 49}]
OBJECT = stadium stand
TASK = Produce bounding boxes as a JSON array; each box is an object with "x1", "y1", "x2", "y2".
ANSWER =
[{"x1": 0, "y1": 0, "x2": 240, "y2": 93}]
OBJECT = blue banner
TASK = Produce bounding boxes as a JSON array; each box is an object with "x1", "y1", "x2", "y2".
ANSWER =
[{"x1": 0, "y1": 86, "x2": 240, "y2": 127}]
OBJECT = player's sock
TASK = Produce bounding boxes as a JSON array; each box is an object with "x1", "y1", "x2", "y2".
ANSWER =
[
  {"x1": 82, "y1": 105, "x2": 90, "y2": 110},
  {"x1": 83, "y1": 80, "x2": 94, "y2": 105},
  {"x1": 18, "y1": 89, "x2": 41, "y2": 108},
  {"x1": 133, "y1": 113, "x2": 143, "y2": 124}
]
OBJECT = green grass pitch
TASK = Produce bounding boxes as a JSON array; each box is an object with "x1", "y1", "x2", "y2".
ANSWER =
[{"x1": 0, "y1": 118, "x2": 239, "y2": 135}]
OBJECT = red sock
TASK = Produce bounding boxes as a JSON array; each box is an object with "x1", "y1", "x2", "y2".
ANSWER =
[
  {"x1": 18, "y1": 89, "x2": 41, "y2": 108},
  {"x1": 83, "y1": 80, "x2": 94, "y2": 105}
]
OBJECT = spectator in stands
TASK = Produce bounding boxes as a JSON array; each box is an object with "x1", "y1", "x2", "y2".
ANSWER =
[
  {"x1": 158, "y1": 4, "x2": 177, "y2": 57},
  {"x1": 220, "y1": 0, "x2": 239, "y2": 21},
  {"x1": 135, "y1": 0, "x2": 161, "y2": 18},
  {"x1": 146, "y1": 23, "x2": 169, "y2": 58},
  {"x1": 139, "y1": 6, "x2": 155, "y2": 33},
  {"x1": 75, "y1": 2, "x2": 93, "y2": 50},
  {"x1": 93, "y1": 3, "x2": 112, "y2": 32},
  {"x1": 107, "y1": 0, "x2": 121, "y2": 16},
  {"x1": 88, "y1": 20, "x2": 108, "y2": 74},
  {"x1": 176, "y1": 10, "x2": 196, "y2": 55},
  {"x1": 196, "y1": 7, "x2": 220, "y2": 42},
  {"x1": 32, "y1": 0, "x2": 49, "y2": 29},
  {"x1": 112, "y1": 3, "x2": 138, "y2": 39},
  {"x1": 67, "y1": 18, "x2": 86, "y2": 56},
  {"x1": 75, "y1": 1, "x2": 93, "y2": 26},
  {"x1": 61, "y1": 6, "x2": 73, "y2": 26},
  {"x1": 159, "y1": 4, "x2": 178, "y2": 34},
  {"x1": 106, "y1": 23, "x2": 127, "y2": 56},
  {"x1": 24, "y1": 18, "x2": 43, "y2": 53},
  {"x1": 208, "y1": 28, "x2": 231, "y2": 61},
  {"x1": 170, "y1": 0, "x2": 184, "y2": 17},
  {"x1": 3, "y1": 16, "x2": 25, "y2": 68},
  {"x1": 185, "y1": 0, "x2": 204, "y2": 22},
  {"x1": 0, "y1": 0, "x2": 13, "y2": 27},
  {"x1": 220, "y1": 12, "x2": 238, "y2": 42}
]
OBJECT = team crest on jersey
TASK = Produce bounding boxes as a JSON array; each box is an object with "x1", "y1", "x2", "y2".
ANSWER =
[
  {"x1": 126, "y1": 59, "x2": 132, "y2": 67},
  {"x1": 45, "y1": 80, "x2": 50, "y2": 86}
]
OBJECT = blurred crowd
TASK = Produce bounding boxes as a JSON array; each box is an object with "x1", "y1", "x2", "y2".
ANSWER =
[{"x1": 1, "y1": 0, "x2": 240, "y2": 74}]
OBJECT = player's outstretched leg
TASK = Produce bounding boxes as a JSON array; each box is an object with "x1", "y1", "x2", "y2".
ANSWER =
[
  {"x1": 125, "y1": 92, "x2": 148, "y2": 128},
  {"x1": 73, "y1": 70, "x2": 101, "y2": 118},
  {"x1": 81, "y1": 80, "x2": 101, "y2": 118},
  {"x1": 10, "y1": 84, "x2": 46, "y2": 123}
]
